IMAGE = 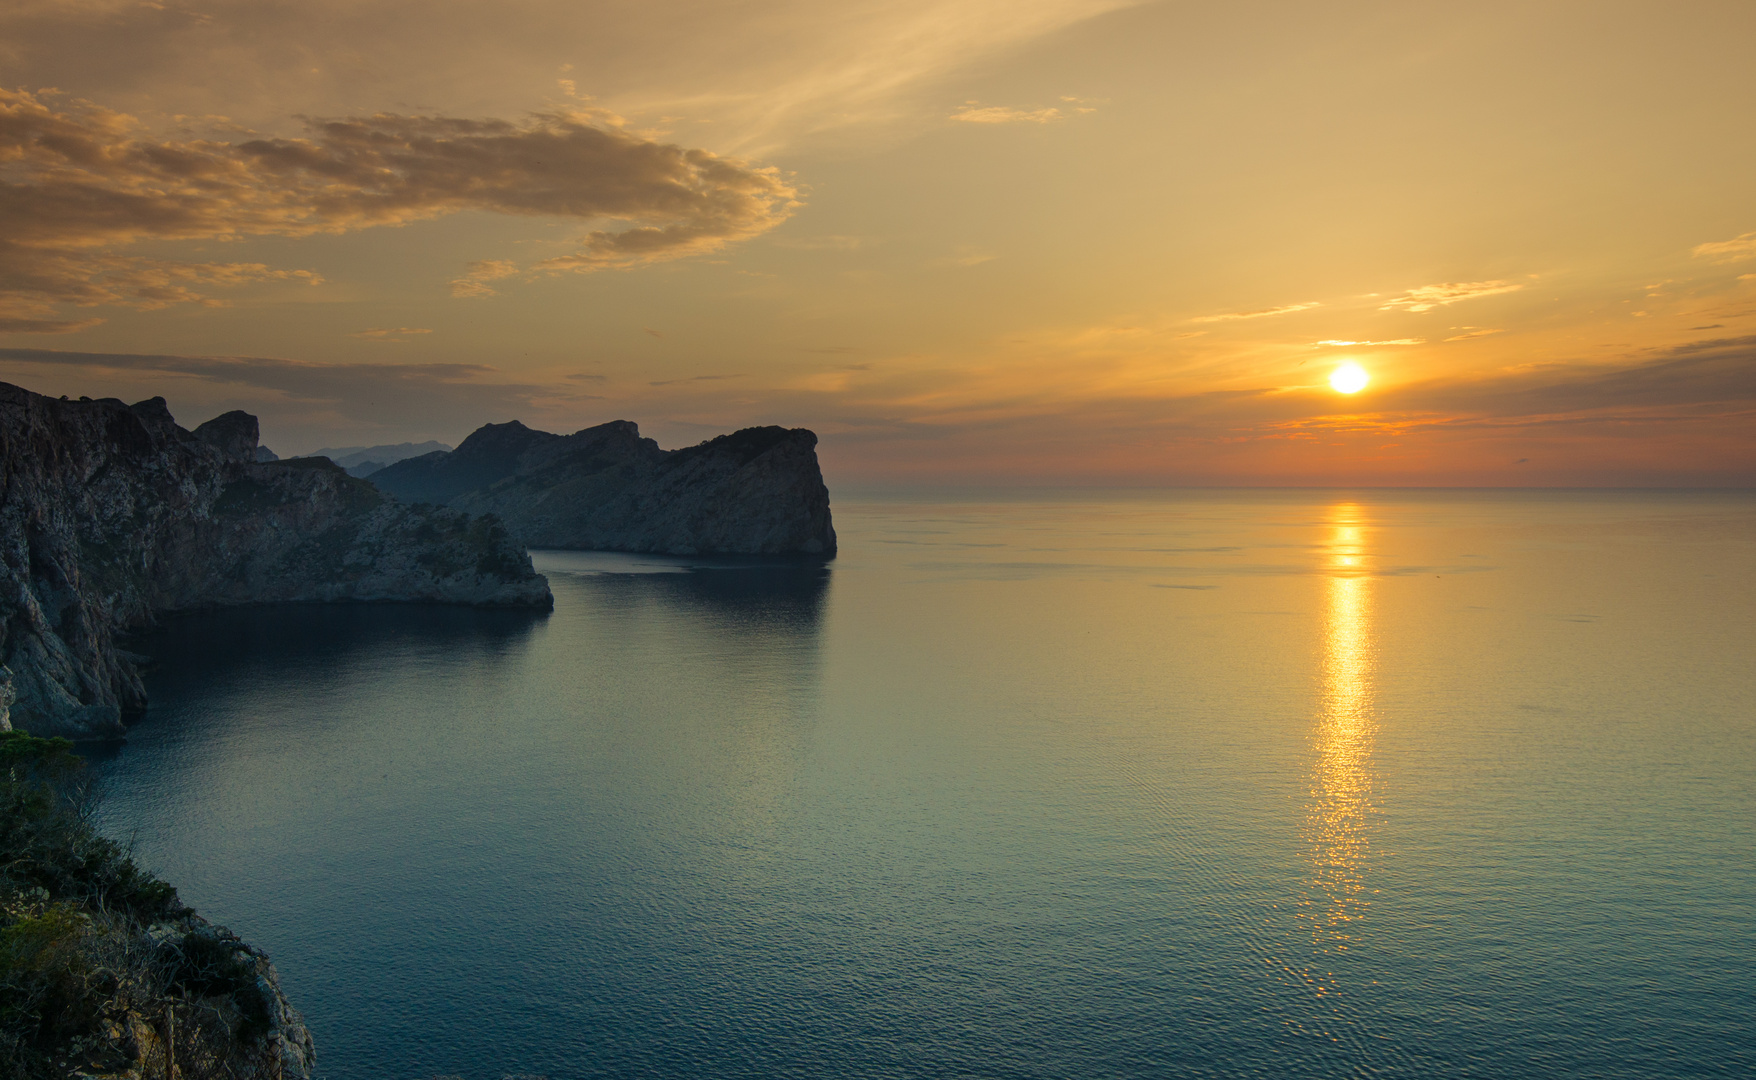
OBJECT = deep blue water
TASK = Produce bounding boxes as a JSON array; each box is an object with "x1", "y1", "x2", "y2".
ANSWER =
[{"x1": 87, "y1": 490, "x2": 1754, "y2": 1079}]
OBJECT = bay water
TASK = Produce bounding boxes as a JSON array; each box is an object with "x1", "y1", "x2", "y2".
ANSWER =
[{"x1": 88, "y1": 490, "x2": 1755, "y2": 1078}]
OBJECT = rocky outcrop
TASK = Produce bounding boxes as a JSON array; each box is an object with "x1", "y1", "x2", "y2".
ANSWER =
[
  {"x1": 1, "y1": 729, "x2": 314, "y2": 1078},
  {"x1": 370, "y1": 420, "x2": 837, "y2": 556},
  {"x1": 193, "y1": 409, "x2": 262, "y2": 462},
  {"x1": 0, "y1": 383, "x2": 552, "y2": 740},
  {"x1": 39, "y1": 912, "x2": 319, "y2": 1080}
]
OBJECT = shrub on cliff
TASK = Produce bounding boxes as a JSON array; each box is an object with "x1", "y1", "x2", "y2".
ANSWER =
[{"x1": 0, "y1": 731, "x2": 310, "y2": 1079}]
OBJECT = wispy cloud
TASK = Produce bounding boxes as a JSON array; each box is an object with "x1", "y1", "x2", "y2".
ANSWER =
[
  {"x1": 810, "y1": 334, "x2": 1756, "y2": 484},
  {"x1": 1443, "y1": 327, "x2": 1505, "y2": 342},
  {"x1": 1401, "y1": 334, "x2": 1756, "y2": 417},
  {"x1": 0, "y1": 249, "x2": 322, "y2": 334},
  {"x1": 0, "y1": 1, "x2": 1144, "y2": 155},
  {"x1": 1190, "y1": 302, "x2": 1321, "y2": 323},
  {"x1": 0, "y1": 88, "x2": 798, "y2": 328},
  {"x1": 1311, "y1": 338, "x2": 1424, "y2": 347},
  {"x1": 351, "y1": 327, "x2": 432, "y2": 341},
  {"x1": 951, "y1": 103, "x2": 1065, "y2": 124},
  {"x1": 648, "y1": 373, "x2": 743, "y2": 387},
  {"x1": 1379, "y1": 280, "x2": 1524, "y2": 312},
  {"x1": 449, "y1": 260, "x2": 521, "y2": 299},
  {"x1": 1693, "y1": 231, "x2": 1756, "y2": 263}
]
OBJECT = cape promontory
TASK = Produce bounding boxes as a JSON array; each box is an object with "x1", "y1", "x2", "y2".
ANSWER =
[
  {"x1": 0, "y1": 383, "x2": 552, "y2": 740},
  {"x1": 369, "y1": 420, "x2": 837, "y2": 556}
]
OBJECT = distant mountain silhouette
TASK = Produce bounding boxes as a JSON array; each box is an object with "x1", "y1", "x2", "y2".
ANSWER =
[
  {"x1": 308, "y1": 440, "x2": 453, "y2": 477},
  {"x1": 367, "y1": 422, "x2": 570, "y2": 502}
]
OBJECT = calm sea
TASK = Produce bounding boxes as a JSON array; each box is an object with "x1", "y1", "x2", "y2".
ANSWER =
[{"x1": 88, "y1": 490, "x2": 1754, "y2": 1079}]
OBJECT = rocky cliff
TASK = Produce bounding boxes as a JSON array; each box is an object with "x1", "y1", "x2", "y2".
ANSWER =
[
  {"x1": 370, "y1": 420, "x2": 837, "y2": 556},
  {"x1": 1, "y1": 729, "x2": 314, "y2": 1078},
  {"x1": 0, "y1": 383, "x2": 552, "y2": 740}
]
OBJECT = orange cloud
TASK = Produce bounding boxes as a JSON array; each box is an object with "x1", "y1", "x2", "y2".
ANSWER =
[
  {"x1": 449, "y1": 260, "x2": 521, "y2": 299},
  {"x1": 1190, "y1": 301, "x2": 1321, "y2": 323},
  {"x1": 950, "y1": 104, "x2": 1065, "y2": 124},
  {"x1": 1692, "y1": 231, "x2": 1756, "y2": 263},
  {"x1": 351, "y1": 327, "x2": 433, "y2": 341},
  {"x1": 1379, "y1": 280, "x2": 1524, "y2": 312},
  {"x1": 0, "y1": 88, "x2": 798, "y2": 329}
]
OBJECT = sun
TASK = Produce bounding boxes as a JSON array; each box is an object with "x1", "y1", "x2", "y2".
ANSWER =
[{"x1": 1329, "y1": 363, "x2": 1370, "y2": 394}]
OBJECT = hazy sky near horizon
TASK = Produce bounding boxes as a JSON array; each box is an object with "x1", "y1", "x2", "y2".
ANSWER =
[{"x1": 2, "y1": 0, "x2": 1753, "y2": 484}]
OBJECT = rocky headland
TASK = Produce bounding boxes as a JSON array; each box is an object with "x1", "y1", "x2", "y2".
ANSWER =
[
  {"x1": 0, "y1": 382, "x2": 552, "y2": 741},
  {"x1": 368, "y1": 420, "x2": 837, "y2": 556}
]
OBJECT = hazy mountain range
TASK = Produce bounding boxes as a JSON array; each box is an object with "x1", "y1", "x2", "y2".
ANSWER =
[{"x1": 306, "y1": 440, "x2": 454, "y2": 477}]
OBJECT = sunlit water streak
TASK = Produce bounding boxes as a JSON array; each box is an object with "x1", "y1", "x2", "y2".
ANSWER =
[
  {"x1": 84, "y1": 490, "x2": 1755, "y2": 1080},
  {"x1": 1305, "y1": 504, "x2": 1379, "y2": 947},
  {"x1": 1259, "y1": 503, "x2": 1402, "y2": 1066}
]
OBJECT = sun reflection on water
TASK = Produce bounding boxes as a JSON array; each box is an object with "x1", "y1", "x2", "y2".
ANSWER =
[{"x1": 1301, "y1": 503, "x2": 1380, "y2": 948}]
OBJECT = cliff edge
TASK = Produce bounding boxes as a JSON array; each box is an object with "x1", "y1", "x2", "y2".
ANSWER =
[
  {"x1": 0, "y1": 383, "x2": 552, "y2": 740},
  {"x1": 1, "y1": 730, "x2": 314, "y2": 1078},
  {"x1": 370, "y1": 420, "x2": 837, "y2": 556}
]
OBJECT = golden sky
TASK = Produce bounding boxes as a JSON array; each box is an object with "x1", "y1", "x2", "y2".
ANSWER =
[{"x1": 3, "y1": 0, "x2": 1753, "y2": 484}]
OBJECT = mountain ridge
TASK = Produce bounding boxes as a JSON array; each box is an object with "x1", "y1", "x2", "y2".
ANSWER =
[{"x1": 307, "y1": 440, "x2": 453, "y2": 477}]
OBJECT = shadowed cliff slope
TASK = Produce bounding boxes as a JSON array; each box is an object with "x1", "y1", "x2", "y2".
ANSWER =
[
  {"x1": 370, "y1": 420, "x2": 837, "y2": 556},
  {"x1": 0, "y1": 383, "x2": 551, "y2": 739}
]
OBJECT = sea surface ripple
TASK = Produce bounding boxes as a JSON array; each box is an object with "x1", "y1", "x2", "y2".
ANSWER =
[{"x1": 90, "y1": 490, "x2": 1755, "y2": 1079}]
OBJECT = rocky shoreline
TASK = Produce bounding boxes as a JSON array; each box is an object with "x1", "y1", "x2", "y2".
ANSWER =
[
  {"x1": 0, "y1": 382, "x2": 844, "y2": 1077},
  {"x1": 1, "y1": 730, "x2": 314, "y2": 1078},
  {"x1": 0, "y1": 383, "x2": 552, "y2": 740}
]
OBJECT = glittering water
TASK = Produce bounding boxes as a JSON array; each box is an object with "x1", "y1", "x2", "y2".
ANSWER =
[{"x1": 87, "y1": 490, "x2": 1755, "y2": 1079}]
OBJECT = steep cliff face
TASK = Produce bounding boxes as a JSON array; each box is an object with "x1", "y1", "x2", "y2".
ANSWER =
[
  {"x1": 371, "y1": 420, "x2": 837, "y2": 556},
  {"x1": 0, "y1": 383, "x2": 551, "y2": 739}
]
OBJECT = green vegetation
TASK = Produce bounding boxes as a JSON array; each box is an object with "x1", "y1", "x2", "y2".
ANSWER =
[
  {"x1": 468, "y1": 516, "x2": 525, "y2": 579},
  {"x1": 215, "y1": 466, "x2": 383, "y2": 521},
  {"x1": 663, "y1": 425, "x2": 791, "y2": 468},
  {"x1": 335, "y1": 474, "x2": 387, "y2": 516},
  {"x1": 0, "y1": 731, "x2": 289, "y2": 1078}
]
